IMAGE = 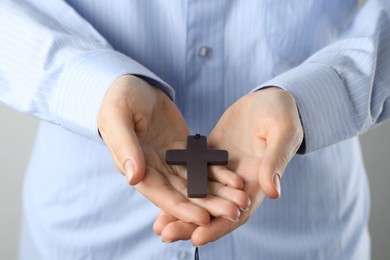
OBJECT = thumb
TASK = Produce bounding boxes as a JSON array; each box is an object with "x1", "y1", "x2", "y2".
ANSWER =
[
  {"x1": 99, "y1": 111, "x2": 146, "y2": 186},
  {"x1": 258, "y1": 132, "x2": 294, "y2": 199}
]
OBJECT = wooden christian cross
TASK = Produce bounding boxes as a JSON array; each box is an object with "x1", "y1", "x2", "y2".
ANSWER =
[{"x1": 166, "y1": 134, "x2": 228, "y2": 198}]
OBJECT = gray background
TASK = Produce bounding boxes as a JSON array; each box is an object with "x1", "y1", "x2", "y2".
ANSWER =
[{"x1": 0, "y1": 102, "x2": 389, "y2": 259}]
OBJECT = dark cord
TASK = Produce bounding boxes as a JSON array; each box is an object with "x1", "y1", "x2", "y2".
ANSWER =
[{"x1": 194, "y1": 247, "x2": 199, "y2": 260}]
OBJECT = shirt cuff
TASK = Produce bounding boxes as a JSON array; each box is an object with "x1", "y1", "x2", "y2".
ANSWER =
[
  {"x1": 53, "y1": 49, "x2": 173, "y2": 144},
  {"x1": 253, "y1": 63, "x2": 357, "y2": 154}
]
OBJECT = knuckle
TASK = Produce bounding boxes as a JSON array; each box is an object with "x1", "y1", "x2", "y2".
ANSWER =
[
  {"x1": 111, "y1": 143, "x2": 129, "y2": 165},
  {"x1": 278, "y1": 153, "x2": 290, "y2": 171},
  {"x1": 294, "y1": 125, "x2": 304, "y2": 144},
  {"x1": 279, "y1": 119, "x2": 297, "y2": 134}
]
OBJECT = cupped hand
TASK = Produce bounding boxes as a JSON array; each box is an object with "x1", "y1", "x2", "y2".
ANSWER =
[
  {"x1": 154, "y1": 87, "x2": 303, "y2": 245},
  {"x1": 97, "y1": 75, "x2": 250, "y2": 226}
]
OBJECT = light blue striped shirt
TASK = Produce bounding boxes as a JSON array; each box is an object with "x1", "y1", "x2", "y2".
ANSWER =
[{"x1": 1, "y1": 0, "x2": 390, "y2": 259}]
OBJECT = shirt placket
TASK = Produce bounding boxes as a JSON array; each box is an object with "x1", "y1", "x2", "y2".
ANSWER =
[
  {"x1": 172, "y1": 1, "x2": 235, "y2": 260},
  {"x1": 184, "y1": 0, "x2": 226, "y2": 135}
]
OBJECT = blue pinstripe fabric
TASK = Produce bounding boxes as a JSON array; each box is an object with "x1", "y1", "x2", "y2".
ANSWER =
[{"x1": 1, "y1": 0, "x2": 389, "y2": 259}]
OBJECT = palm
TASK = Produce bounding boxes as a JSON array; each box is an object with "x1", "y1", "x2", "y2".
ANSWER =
[
  {"x1": 139, "y1": 91, "x2": 189, "y2": 179},
  {"x1": 209, "y1": 125, "x2": 265, "y2": 209},
  {"x1": 155, "y1": 87, "x2": 303, "y2": 245},
  {"x1": 185, "y1": 101, "x2": 269, "y2": 245},
  {"x1": 129, "y1": 87, "x2": 216, "y2": 225},
  {"x1": 124, "y1": 82, "x2": 249, "y2": 225}
]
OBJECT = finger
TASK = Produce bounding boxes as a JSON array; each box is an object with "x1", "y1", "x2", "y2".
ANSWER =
[
  {"x1": 153, "y1": 211, "x2": 177, "y2": 235},
  {"x1": 135, "y1": 167, "x2": 210, "y2": 226},
  {"x1": 164, "y1": 173, "x2": 241, "y2": 221},
  {"x1": 208, "y1": 166, "x2": 244, "y2": 189},
  {"x1": 153, "y1": 211, "x2": 197, "y2": 242},
  {"x1": 99, "y1": 110, "x2": 145, "y2": 185},
  {"x1": 191, "y1": 195, "x2": 241, "y2": 222},
  {"x1": 208, "y1": 181, "x2": 251, "y2": 211},
  {"x1": 191, "y1": 217, "x2": 239, "y2": 246},
  {"x1": 161, "y1": 220, "x2": 197, "y2": 243},
  {"x1": 192, "y1": 184, "x2": 265, "y2": 246},
  {"x1": 258, "y1": 130, "x2": 296, "y2": 199}
]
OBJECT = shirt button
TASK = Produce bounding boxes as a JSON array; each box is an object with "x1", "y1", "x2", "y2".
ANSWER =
[
  {"x1": 198, "y1": 46, "x2": 211, "y2": 57},
  {"x1": 177, "y1": 251, "x2": 188, "y2": 260}
]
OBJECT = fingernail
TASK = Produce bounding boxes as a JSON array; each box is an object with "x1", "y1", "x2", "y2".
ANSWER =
[
  {"x1": 243, "y1": 198, "x2": 252, "y2": 212},
  {"x1": 240, "y1": 206, "x2": 249, "y2": 212},
  {"x1": 222, "y1": 210, "x2": 240, "y2": 223},
  {"x1": 162, "y1": 238, "x2": 173, "y2": 243},
  {"x1": 242, "y1": 205, "x2": 250, "y2": 212},
  {"x1": 222, "y1": 216, "x2": 240, "y2": 223},
  {"x1": 273, "y1": 173, "x2": 281, "y2": 198},
  {"x1": 125, "y1": 160, "x2": 134, "y2": 184},
  {"x1": 240, "y1": 197, "x2": 251, "y2": 212}
]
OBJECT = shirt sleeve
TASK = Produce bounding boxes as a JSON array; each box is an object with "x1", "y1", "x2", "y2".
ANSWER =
[
  {"x1": 255, "y1": 0, "x2": 390, "y2": 154},
  {"x1": 0, "y1": 0, "x2": 174, "y2": 144}
]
